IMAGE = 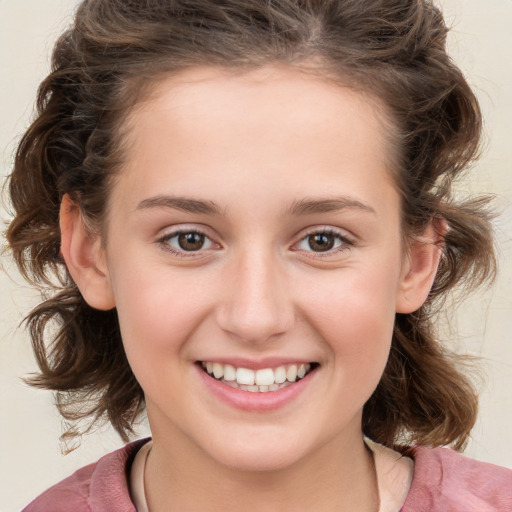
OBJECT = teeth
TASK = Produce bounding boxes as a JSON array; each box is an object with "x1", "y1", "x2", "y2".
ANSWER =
[
  {"x1": 212, "y1": 362, "x2": 224, "y2": 379},
  {"x1": 286, "y1": 365, "x2": 297, "y2": 382},
  {"x1": 202, "y1": 362, "x2": 313, "y2": 391},
  {"x1": 223, "y1": 364, "x2": 236, "y2": 382},
  {"x1": 274, "y1": 366, "x2": 287, "y2": 384},
  {"x1": 255, "y1": 368, "x2": 274, "y2": 386},
  {"x1": 236, "y1": 367, "x2": 255, "y2": 385},
  {"x1": 234, "y1": 382, "x2": 293, "y2": 392}
]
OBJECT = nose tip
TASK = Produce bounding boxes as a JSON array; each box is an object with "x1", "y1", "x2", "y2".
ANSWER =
[
  {"x1": 218, "y1": 300, "x2": 293, "y2": 345},
  {"x1": 215, "y1": 256, "x2": 294, "y2": 344}
]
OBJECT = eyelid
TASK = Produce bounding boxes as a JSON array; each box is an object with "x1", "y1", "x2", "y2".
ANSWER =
[
  {"x1": 291, "y1": 226, "x2": 355, "y2": 256},
  {"x1": 156, "y1": 225, "x2": 222, "y2": 257},
  {"x1": 154, "y1": 224, "x2": 355, "y2": 259}
]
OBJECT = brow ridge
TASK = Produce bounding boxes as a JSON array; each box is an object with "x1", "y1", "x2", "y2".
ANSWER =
[
  {"x1": 136, "y1": 195, "x2": 375, "y2": 217},
  {"x1": 136, "y1": 195, "x2": 222, "y2": 215},
  {"x1": 287, "y1": 197, "x2": 376, "y2": 216}
]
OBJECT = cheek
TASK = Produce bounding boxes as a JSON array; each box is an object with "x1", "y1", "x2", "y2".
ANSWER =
[
  {"x1": 302, "y1": 260, "x2": 400, "y2": 373},
  {"x1": 109, "y1": 260, "x2": 214, "y2": 357},
  {"x1": 109, "y1": 266, "x2": 216, "y2": 404}
]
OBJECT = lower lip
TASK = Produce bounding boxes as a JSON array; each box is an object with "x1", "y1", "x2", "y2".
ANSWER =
[{"x1": 196, "y1": 365, "x2": 316, "y2": 412}]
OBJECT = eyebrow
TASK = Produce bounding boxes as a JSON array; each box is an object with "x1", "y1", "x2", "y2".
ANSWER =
[
  {"x1": 287, "y1": 197, "x2": 376, "y2": 216},
  {"x1": 136, "y1": 195, "x2": 222, "y2": 215},
  {"x1": 135, "y1": 195, "x2": 376, "y2": 217}
]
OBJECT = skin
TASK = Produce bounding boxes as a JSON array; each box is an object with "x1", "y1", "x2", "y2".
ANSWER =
[{"x1": 60, "y1": 65, "x2": 441, "y2": 511}]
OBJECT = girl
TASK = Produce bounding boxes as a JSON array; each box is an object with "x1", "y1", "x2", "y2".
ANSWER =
[{"x1": 4, "y1": 0, "x2": 511, "y2": 511}]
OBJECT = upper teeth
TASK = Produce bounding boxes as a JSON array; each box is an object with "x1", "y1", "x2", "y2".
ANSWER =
[{"x1": 202, "y1": 362, "x2": 311, "y2": 386}]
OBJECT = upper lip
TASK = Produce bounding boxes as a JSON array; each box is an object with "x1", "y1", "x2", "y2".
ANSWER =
[{"x1": 196, "y1": 358, "x2": 318, "y2": 370}]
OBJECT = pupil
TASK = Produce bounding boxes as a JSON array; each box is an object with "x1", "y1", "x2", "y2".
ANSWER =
[
  {"x1": 178, "y1": 232, "x2": 205, "y2": 251},
  {"x1": 309, "y1": 234, "x2": 334, "y2": 252}
]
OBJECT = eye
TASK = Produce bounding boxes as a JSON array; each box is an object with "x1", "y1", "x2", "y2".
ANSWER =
[
  {"x1": 159, "y1": 230, "x2": 216, "y2": 255},
  {"x1": 295, "y1": 229, "x2": 352, "y2": 254}
]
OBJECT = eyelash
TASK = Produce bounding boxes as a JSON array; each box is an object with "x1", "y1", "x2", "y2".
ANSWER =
[
  {"x1": 156, "y1": 227, "x2": 354, "y2": 258},
  {"x1": 293, "y1": 228, "x2": 354, "y2": 258},
  {"x1": 157, "y1": 229, "x2": 218, "y2": 258}
]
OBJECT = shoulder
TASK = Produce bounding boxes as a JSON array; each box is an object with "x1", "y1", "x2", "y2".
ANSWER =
[
  {"x1": 22, "y1": 438, "x2": 150, "y2": 512},
  {"x1": 402, "y1": 446, "x2": 512, "y2": 512}
]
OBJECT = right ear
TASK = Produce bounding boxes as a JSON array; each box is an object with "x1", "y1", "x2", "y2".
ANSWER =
[{"x1": 59, "y1": 194, "x2": 115, "y2": 310}]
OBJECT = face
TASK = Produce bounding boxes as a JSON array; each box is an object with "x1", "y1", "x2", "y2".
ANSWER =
[{"x1": 79, "y1": 66, "x2": 433, "y2": 472}]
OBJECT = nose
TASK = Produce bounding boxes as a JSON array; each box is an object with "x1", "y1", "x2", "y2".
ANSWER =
[{"x1": 215, "y1": 249, "x2": 295, "y2": 345}]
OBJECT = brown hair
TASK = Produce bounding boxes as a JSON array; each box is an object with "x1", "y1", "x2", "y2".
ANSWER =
[{"x1": 5, "y1": 0, "x2": 495, "y2": 451}]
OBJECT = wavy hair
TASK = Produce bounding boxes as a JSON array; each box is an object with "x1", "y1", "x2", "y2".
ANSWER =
[{"x1": 6, "y1": 0, "x2": 495, "y2": 451}]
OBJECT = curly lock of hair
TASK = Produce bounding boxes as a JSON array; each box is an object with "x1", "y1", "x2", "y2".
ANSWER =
[{"x1": 5, "y1": 0, "x2": 496, "y2": 451}]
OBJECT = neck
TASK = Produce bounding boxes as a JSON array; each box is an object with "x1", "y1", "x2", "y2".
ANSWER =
[{"x1": 145, "y1": 424, "x2": 378, "y2": 512}]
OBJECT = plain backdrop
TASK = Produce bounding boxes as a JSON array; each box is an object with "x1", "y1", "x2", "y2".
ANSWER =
[{"x1": 1, "y1": 1, "x2": 511, "y2": 511}]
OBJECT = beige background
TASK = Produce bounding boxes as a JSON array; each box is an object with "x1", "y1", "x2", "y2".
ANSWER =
[{"x1": 1, "y1": 1, "x2": 511, "y2": 510}]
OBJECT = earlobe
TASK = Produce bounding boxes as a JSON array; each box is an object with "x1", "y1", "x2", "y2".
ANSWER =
[
  {"x1": 395, "y1": 220, "x2": 445, "y2": 314},
  {"x1": 59, "y1": 194, "x2": 115, "y2": 310}
]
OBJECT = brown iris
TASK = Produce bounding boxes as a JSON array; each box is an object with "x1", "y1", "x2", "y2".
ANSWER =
[
  {"x1": 307, "y1": 233, "x2": 335, "y2": 252},
  {"x1": 178, "y1": 232, "x2": 206, "y2": 251}
]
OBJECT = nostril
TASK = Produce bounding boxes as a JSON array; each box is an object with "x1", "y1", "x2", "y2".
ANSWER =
[{"x1": 214, "y1": 275, "x2": 294, "y2": 343}]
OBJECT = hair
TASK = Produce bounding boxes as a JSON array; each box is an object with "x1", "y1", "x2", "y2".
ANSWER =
[{"x1": 5, "y1": 0, "x2": 496, "y2": 452}]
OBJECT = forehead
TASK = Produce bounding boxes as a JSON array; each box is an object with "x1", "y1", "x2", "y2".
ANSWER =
[
  {"x1": 130, "y1": 65, "x2": 395, "y2": 145},
  {"x1": 113, "y1": 65, "x2": 399, "y2": 217}
]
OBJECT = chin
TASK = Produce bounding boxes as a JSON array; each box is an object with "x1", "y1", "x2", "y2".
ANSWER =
[
  {"x1": 215, "y1": 450, "x2": 305, "y2": 474},
  {"x1": 203, "y1": 431, "x2": 309, "y2": 473}
]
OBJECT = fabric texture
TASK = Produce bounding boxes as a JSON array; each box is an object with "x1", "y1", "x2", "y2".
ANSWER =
[
  {"x1": 22, "y1": 439, "x2": 146, "y2": 512},
  {"x1": 23, "y1": 439, "x2": 512, "y2": 512},
  {"x1": 401, "y1": 446, "x2": 512, "y2": 512}
]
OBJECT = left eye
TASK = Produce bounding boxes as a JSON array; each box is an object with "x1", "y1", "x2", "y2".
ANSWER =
[
  {"x1": 296, "y1": 232, "x2": 347, "y2": 253},
  {"x1": 163, "y1": 231, "x2": 215, "y2": 252}
]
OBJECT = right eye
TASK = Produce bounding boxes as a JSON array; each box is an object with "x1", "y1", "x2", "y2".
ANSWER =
[{"x1": 158, "y1": 230, "x2": 217, "y2": 256}]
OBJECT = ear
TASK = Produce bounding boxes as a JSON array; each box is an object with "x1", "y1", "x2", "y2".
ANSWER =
[
  {"x1": 59, "y1": 194, "x2": 115, "y2": 310},
  {"x1": 395, "y1": 219, "x2": 445, "y2": 314}
]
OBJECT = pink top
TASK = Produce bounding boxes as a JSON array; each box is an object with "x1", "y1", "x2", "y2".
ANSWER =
[
  {"x1": 402, "y1": 446, "x2": 512, "y2": 511},
  {"x1": 23, "y1": 439, "x2": 512, "y2": 512}
]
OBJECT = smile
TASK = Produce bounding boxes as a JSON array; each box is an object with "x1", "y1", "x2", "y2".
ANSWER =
[{"x1": 200, "y1": 361, "x2": 316, "y2": 393}]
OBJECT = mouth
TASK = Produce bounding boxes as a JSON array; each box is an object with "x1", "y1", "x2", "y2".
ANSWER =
[{"x1": 198, "y1": 361, "x2": 319, "y2": 393}]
